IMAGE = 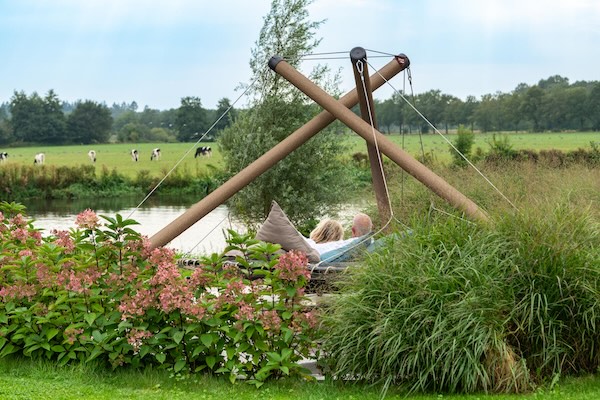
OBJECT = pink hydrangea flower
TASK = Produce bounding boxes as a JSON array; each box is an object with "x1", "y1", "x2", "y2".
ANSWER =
[
  {"x1": 274, "y1": 250, "x2": 310, "y2": 282},
  {"x1": 75, "y1": 209, "x2": 100, "y2": 229}
]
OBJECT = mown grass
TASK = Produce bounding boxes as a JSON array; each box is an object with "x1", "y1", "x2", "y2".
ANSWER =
[{"x1": 2, "y1": 356, "x2": 600, "y2": 400}]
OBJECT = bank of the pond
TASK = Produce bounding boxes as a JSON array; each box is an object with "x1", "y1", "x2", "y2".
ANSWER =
[{"x1": 0, "y1": 163, "x2": 223, "y2": 202}]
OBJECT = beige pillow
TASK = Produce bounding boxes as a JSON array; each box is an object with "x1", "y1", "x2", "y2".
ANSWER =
[{"x1": 255, "y1": 201, "x2": 320, "y2": 263}]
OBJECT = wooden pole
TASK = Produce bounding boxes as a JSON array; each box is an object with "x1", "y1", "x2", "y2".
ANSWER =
[
  {"x1": 269, "y1": 57, "x2": 489, "y2": 223},
  {"x1": 350, "y1": 46, "x2": 391, "y2": 228},
  {"x1": 149, "y1": 54, "x2": 410, "y2": 249}
]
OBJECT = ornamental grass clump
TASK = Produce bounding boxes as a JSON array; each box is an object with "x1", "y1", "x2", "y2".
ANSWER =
[
  {"x1": 0, "y1": 201, "x2": 318, "y2": 387},
  {"x1": 322, "y1": 206, "x2": 600, "y2": 394}
]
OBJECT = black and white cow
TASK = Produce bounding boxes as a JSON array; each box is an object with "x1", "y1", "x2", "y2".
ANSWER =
[
  {"x1": 150, "y1": 148, "x2": 161, "y2": 161},
  {"x1": 88, "y1": 150, "x2": 96, "y2": 163},
  {"x1": 0, "y1": 152, "x2": 7, "y2": 163},
  {"x1": 34, "y1": 153, "x2": 45, "y2": 165},
  {"x1": 131, "y1": 149, "x2": 139, "y2": 162},
  {"x1": 194, "y1": 146, "x2": 212, "y2": 158}
]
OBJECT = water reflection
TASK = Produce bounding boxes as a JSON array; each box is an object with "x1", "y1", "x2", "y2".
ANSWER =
[{"x1": 24, "y1": 196, "x2": 245, "y2": 256}]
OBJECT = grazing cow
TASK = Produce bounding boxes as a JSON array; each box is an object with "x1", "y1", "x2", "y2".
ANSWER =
[
  {"x1": 34, "y1": 153, "x2": 45, "y2": 165},
  {"x1": 0, "y1": 152, "x2": 7, "y2": 163},
  {"x1": 194, "y1": 146, "x2": 212, "y2": 158},
  {"x1": 150, "y1": 148, "x2": 161, "y2": 161},
  {"x1": 131, "y1": 149, "x2": 139, "y2": 162},
  {"x1": 88, "y1": 150, "x2": 96, "y2": 163}
]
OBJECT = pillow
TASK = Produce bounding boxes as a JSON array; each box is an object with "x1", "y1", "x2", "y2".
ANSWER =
[{"x1": 255, "y1": 201, "x2": 320, "y2": 263}]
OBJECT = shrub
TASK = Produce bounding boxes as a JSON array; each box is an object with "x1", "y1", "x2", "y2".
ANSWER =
[
  {"x1": 450, "y1": 125, "x2": 475, "y2": 167},
  {"x1": 0, "y1": 201, "x2": 318, "y2": 386},
  {"x1": 322, "y1": 207, "x2": 600, "y2": 394}
]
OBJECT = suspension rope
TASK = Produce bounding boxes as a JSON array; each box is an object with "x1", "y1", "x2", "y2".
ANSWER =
[
  {"x1": 429, "y1": 201, "x2": 476, "y2": 225},
  {"x1": 126, "y1": 75, "x2": 261, "y2": 220},
  {"x1": 355, "y1": 59, "x2": 394, "y2": 222},
  {"x1": 367, "y1": 59, "x2": 520, "y2": 212},
  {"x1": 184, "y1": 211, "x2": 233, "y2": 256}
]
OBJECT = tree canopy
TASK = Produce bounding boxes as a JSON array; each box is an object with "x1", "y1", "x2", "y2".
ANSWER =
[{"x1": 218, "y1": 0, "x2": 351, "y2": 228}]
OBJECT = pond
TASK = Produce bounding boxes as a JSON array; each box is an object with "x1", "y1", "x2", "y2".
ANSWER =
[
  {"x1": 21, "y1": 196, "x2": 367, "y2": 256},
  {"x1": 22, "y1": 196, "x2": 245, "y2": 256}
]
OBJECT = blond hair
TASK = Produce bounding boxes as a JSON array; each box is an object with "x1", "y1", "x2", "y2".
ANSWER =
[{"x1": 310, "y1": 219, "x2": 344, "y2": 244}]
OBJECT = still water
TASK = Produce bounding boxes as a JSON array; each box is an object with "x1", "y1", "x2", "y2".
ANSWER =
[{"x1": 24, "y1": 196, "x2": 244, "y2": 256}]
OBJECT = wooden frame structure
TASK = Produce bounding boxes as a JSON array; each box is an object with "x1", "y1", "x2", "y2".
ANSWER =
[{"x1": 149, "y1": 48, "x2": 487, "y2": 249}]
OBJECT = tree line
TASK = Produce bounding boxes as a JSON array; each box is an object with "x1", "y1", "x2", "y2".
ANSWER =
[
  {"x1": 375, "y1": 75, "x2": 600, "y2": 134},
  {"x1": 1, "y1": 74, "x2": 599, "y2": 146},
  {"x1": 0, "y1": 92, "x2": 237, "y2": 146}
]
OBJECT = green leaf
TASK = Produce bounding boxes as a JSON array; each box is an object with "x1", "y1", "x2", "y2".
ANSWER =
[
  {"x1": 84, "y1": 313, "x2": 97, "y2": 326},
  {"x1": 280, "y1": 365, "x2": 289, "y2": 375},
  {"x1": 139, "y1": 345, "x2": 150, "y2": 359},
  {"x1": 92, "y1": 330, "x2": 105, "y2": 343},
  {"x1": 155, "y1": 353, "x2": 166, "y2": 364},
  {"x1": 174, "y1": 359, "x2": 186, "y2": 373},
  {"x1": 281, "y1": 348, "x2": 292, "y2": 360},
  {"x1": 0, "y1": 337, "x2": 7, "y2": 350},
  {"x1": 0, "y1": 344, "x2": 17, "y2": 357},
  {"x1": 200, "y1": 333, "x2": 213, "y2": 348},
  {"x1": 267, "y1": 352, "x2": 282, "y2": 363},
  {"x1": 191, "y1": 345, "x2": 205, "y2": 358},
  {"x1": 172, "y1": 330, "x2": 184, "y2": 344},
  {"x1": 206, "y1": 356, "x2": 216, "y2": 369},
  {"x1": 50, "y1": 343, "x2": 65, "y2": 352},
  {"x1": 46, "y1": 328, "x2": 60, "y2": 341}
]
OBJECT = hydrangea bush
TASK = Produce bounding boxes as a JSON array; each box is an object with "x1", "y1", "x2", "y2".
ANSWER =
[{"x1": 0, "y1": 201, "x2": 318, "y2": 386}]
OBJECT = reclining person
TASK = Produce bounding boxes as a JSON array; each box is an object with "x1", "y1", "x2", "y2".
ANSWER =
[{"x1": 305, "y1": 213, "x2": 374, "y2": 262}]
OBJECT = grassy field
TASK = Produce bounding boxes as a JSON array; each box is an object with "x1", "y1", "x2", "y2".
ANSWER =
[
  {"x1": 1, "y1": 131, "x2": 598, "y2": 178},
  {"x1": 346, "y1": 131, "x2": 600, "y2": 162},
  {"x1": 0, "y1": 142, "x2": 224, "y2": 179}
]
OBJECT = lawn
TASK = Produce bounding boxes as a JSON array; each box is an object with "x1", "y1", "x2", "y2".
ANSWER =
[{"x1": 1, "y1": 356, "x2": 600, "y2": 400}]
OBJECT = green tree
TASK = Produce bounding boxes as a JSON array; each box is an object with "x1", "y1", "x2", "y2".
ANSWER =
[
  {"x1": 67, "y1": 100, "x2": 113, "y2": 144},
  {"x1": 474, "y1": 93, "x2": 497, "y2": 133},
  {"x1": 212, "y1": 97, "x2": 237, "y2": 138},
  {"x1": 520, "y1": 86, "x2": 544, "y2": 132},
  {"x1": 218, "y1": 0, "x2": 350, "y2": 227},
  {"x1": 175, "y1": 96, "x2": 208, "y2": 142},
  {"x1": 589, "y1": 82, "x2": 600, "y2": 131},
  {"x1": 415, "y1": 90, "x2": 445, "y2": 133},
  {"x1": 9, "y1": 90, "x2": 67, "y2": 144}
]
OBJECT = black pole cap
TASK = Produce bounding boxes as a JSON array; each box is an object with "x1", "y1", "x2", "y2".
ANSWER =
[
  {"x1": 350, "y1": 47, "x2": 367, "y2": 62},
  {"x1": 268, "y1": 55, "x2": 284, "y2": 71},
  {"x1": 396, "y1": 53, "x2": 410, "y2": 68}
]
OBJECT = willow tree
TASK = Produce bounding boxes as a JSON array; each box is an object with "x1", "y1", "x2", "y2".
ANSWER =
[{"x1": 218, "y1": 0, "x2": 349, "y2": 229}]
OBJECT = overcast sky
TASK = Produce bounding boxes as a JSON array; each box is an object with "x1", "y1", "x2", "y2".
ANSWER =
[{"x1": 1, "y1": 0, "x2": 599, "y2": 110}]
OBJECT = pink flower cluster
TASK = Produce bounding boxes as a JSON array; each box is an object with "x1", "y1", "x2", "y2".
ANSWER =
[
  {"x1": 51, "y1": 229, "x2": 75, "y2": 253},
  {"x1": 75, "y1": 209, "x2": 100, "y2": 229},
  {"x1": 64, "y1": 327, "x2": 84, "y2": 345},
  {"x1": 0, "y1": 283, "x2": 36, "y2": 301},
  {"x1": 274, "y1": 250, "x2": 310, "y2": 282},
  {"x1": 127, "y1": 328, "x2": 153, "y2": 352}
]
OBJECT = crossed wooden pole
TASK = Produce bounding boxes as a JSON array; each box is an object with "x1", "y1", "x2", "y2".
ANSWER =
[{"x1": 149, "y1": 49, "x2": 487, "y2": 249}]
